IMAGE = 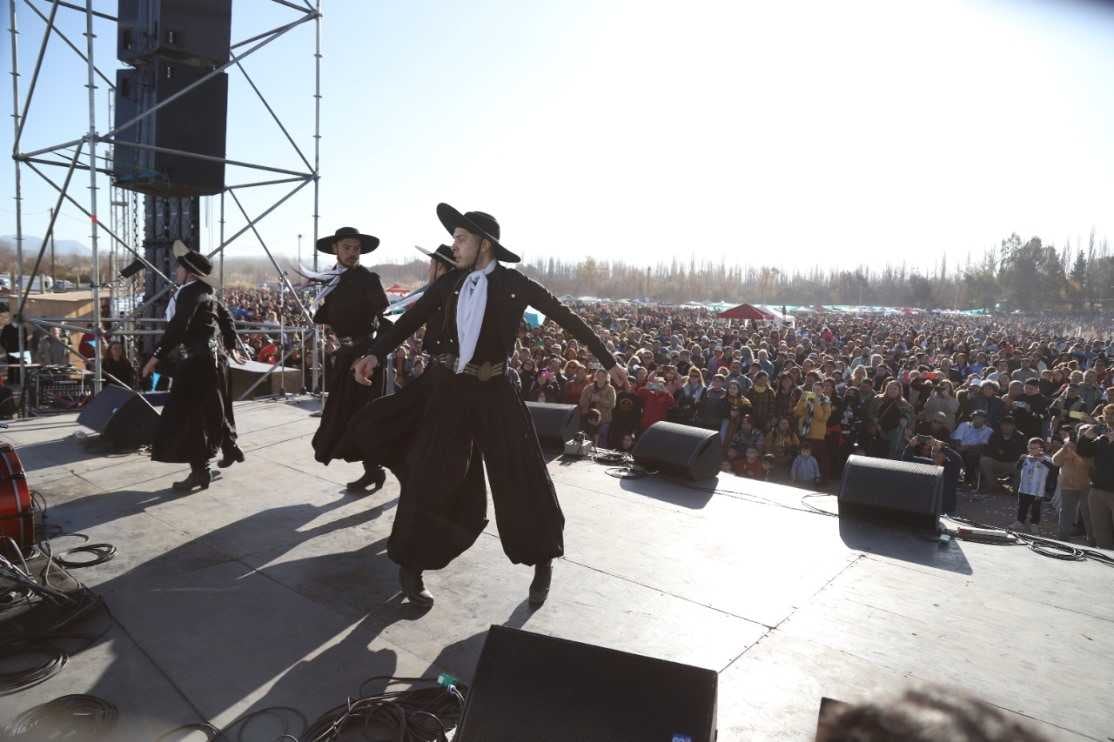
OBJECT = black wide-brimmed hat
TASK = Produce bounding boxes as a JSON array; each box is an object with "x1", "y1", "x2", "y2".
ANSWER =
[
  {"x1": 316, "y1": 227, "x2": 380, "y2": 255},
  {"x1": 414, "y1": 244, "x2": 456, "y2": 269},
  {"x1": 436, "y1": 203, "x2": 520, "y2": 263},
  {"x1": 172, "y1": 239, "x2": 214, "y2": 284}
]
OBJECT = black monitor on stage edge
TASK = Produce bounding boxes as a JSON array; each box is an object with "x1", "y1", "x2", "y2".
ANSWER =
[{"x1": 455, "y1": 625, "x2": 718, "y2": 742}]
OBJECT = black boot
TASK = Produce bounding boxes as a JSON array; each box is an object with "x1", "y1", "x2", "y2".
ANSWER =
[
  {"x1": 172, "y1": 466, "x2": 219, "y2": 492},
  {"x1": 346, "y1": 465, "x2": 386, "y2": 493},
  {"x1": 399, "y1": 565, "x2": 434, "y2": 608},
  {"x1": 218, "y1": 445, "x2": 245, "y2": 469},
  {"x1": 529, "y1": 560, "x2": 553, "y2": 608}
]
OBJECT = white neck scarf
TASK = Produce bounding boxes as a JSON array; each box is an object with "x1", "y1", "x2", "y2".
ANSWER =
[
  {"x1": 164, "y1": 279, "x2": 195, "y2": 321},
  {"x1": 455, "y1": 261, "x2": 496, "y2": 372},
  {"x1": 292, "y1": 261, "x2": 348, "y2": 308}
]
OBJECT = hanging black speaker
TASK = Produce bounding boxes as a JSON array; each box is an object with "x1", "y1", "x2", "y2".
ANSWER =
[
  {"x1": 838, "y1": 455, "x2": 943, "y2": 530},
  {"x1": 117, "y1": 0, "x2": 233, "y2": 67},
  {"x1": 113, "y1": 62, "x2": 228, "y2": 197},
  {"x1": 632, "y1": 421, "x2": 722, "y2": 481},
  {"x1": 456, "y1": 626, "x2": 718, "y2": 742}
]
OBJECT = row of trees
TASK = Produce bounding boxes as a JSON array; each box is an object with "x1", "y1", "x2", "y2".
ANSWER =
[
  {"x1": 514, "y1": 232, "x2": 1113, "y2": 311},
  {"x1": 4, "y1": 233, "x2": 1110, "y2": 311}
]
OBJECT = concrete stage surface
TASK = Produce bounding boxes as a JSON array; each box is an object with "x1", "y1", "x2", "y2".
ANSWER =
[{"x1": 1, "y1": 397, "x2": 1111, "y2": 741}]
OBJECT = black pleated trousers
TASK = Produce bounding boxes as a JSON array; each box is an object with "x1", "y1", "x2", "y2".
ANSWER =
[{"x1": 387, "y1": 364, "x2": 564, "y2": 569}]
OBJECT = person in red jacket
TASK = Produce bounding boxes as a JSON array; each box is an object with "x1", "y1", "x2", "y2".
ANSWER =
[{"x1": 636, "y1": 375, "x2": 677, "y2": 432}]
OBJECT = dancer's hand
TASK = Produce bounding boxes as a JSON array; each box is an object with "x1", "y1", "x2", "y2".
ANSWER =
[
  {"x1": 142, "y1": 357, "x2": 158, "y2": 378},
  {"x1": 353, "y1": 354, "x2": 379, "y2": 385},
  {"x1": 608, "y1": 364, "x2": 628, "y2": 389}
]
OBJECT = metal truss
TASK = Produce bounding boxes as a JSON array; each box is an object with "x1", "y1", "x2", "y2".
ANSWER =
[{"x1": 7, "y1": 0, "x2": 325, "y2": 414}]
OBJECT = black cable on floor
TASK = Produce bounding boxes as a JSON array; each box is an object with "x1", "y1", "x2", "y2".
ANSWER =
[
  {"x1": 3, "y1": 694, "x2": 118, "y2": 738},
  {"x1": 53, "y1": 543, "x2": 117, "y2": 569},
  {"x1": 947, "y1": 515, "x2": 1114, "y2": 566},
  {"x1": 155, "y1": 722, "x2": 221, "y2": 741},
  {"x1": 0, "y1": 640, "x2": 67, "y2": 695},
  {"x1": 300, "y1": 676, "x2": 465, "y2": 742}
]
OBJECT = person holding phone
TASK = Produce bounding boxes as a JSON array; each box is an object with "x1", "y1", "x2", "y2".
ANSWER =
[
  {"x1": 1077, "y1": 404, "x2": 1114, "y2": 548},
  {"x1": 1051, "y1": 427, "x2": 1093, "y2": 542}
]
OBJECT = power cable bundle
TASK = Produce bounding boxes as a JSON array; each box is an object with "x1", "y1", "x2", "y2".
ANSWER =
[
  {"x1": 3, "y1": 694, "x2": 118, "y2": 739},
  {"x1": 946, "y1": 514, "x2": 1114, "y2": 566},
  {"x1": 301, "y1": 675, "x2": 466, "y2": 742}
]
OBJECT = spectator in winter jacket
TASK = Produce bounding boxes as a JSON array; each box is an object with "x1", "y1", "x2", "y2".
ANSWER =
[
  {"x1": 579, "y1": 370, "x2": 616, "y2": 446},
  {"x1": 1077, "y1": 405, "x2": 1114, "y2": 548},
  {"x1": 695, "y1": 374, "x2": 729, "y2": 431},
  {"x1": 967, "y1": 380, "x2": 1007, "y2": 428},
  {"x1": 562, "y1": 361, "x2": 590, "y2": 405},
  {"x1": 635, "y1": 376, "x2": 677, "y2": 432},
  {"x1": 673, "y1": 367, "x2": 706, "y2": 424},
  {"x1": 790, "y1": 442, "x2": 822, "y2": 486},
  {"x1": 608, "y1": 381, "x2": 644, "y2": 449},
  {"x1": 746, "y1": 371, "x2": 777, "y2": 432},
  {"x1": 1051, "y1": 430, "x2": 1093, "y2": 541},
  {"x1": 978, "y1": 416, "x2": 1027, "y2": 494}
]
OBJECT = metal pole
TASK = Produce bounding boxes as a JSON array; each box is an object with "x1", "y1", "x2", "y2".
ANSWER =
[
  {"x1": 49, "y1": 207, "x2": 55, "y2": 287},
  {"x1": 23, "y1": 161, "x2": 174, "y2": 286},
  {"x1": 12, "y1": 0, "x2": 59, "y2": 153},
  {"x1": 312, "y1": 0, "x2": 322, "y2": 398},
  {"x1": 20, "y1": 0, "x2": 115, "y2": 92},
  {"x1": 219, "y1": 191, "x2": 225, "y2": 300},
  {"x1": 8, "y1": 0, "x2": 27, "y2": 416},
  {"x1": 84, "y1": 0, "x2": 102, "y2": 394}
]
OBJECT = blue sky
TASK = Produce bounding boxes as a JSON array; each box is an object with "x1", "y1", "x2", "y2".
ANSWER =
[{"x1": 3, "y1": 0, "x2": 1114, "y2": 272}]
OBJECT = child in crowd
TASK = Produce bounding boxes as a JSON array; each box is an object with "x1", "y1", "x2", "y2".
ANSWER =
[
  {"x1": 1012, "y1": 437, "x2": 1054, "y2": 532},
  {"x1": 790, "y1": 442, "x2": 822, "y2": 487},
  {"x1": 733, "y1": 446, "x2": 767, "y2": 479}
]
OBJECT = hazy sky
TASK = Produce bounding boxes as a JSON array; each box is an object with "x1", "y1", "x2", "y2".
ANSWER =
[{"x1": 3, "y1": 0, "x2": 1114, "y2": 273}]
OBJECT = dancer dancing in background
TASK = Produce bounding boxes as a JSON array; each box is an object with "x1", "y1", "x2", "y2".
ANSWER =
[
  {"x1": 353, "y1": 204, "x2": 626, "y2": 608},
  {"x1": 306, "y1": 227, "x2": 391, "y2": 492},
  {"x1": 143, "y1": 242, "x2": 244, "y2": 491}
]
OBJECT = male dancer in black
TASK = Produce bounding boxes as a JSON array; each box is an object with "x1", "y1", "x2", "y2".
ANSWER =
[
  {"x1": 354, "y1": 205, "x2": 626, "y2": 607},
  {"x1": 310, "y1": 227, "x2": 391, "y2": 491},
  {"x1": 143, "y1": 246, "x2": 244, "y2": 491}
]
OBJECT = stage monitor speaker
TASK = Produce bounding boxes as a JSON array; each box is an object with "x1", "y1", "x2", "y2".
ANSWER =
[
  {"x1": 456, "y1": 625, "x2": 717, "y2": 742},
  {"x1": 838, "y1": 454, "x2": 943, "y2": 530},
  {"x1": 113, "y1": 62, "x2": 228, "y2": 197},
  {"x1": 525, "y1": 402, "x2": 579, "y2": 448},
  {"x1": 78, "y1": 386, "x2": 160, "y2": 450},
  {"x1": 632, "y1": 421, "x2": 722, "y2": 481},
  {"x1": 117, "y1": 0, "x2": 233, "y2": 67}
]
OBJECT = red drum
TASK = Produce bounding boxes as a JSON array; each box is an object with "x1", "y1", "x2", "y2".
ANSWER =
[{"x1": 0, "y1": 442, "x2": 35, "y2": 557}]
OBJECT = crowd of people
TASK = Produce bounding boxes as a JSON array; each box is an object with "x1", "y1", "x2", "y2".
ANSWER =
[
  {"x1": 387, "y1": 302, "x2": 1113, "y2": 546},
  {"x1": 8, "y1": 285, "x2": 1114, "y2": 549}
]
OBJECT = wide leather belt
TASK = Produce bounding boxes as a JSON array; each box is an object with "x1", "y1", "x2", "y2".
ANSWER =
[
  {"x1": 433, "y1": 354, "x2": 506, "y2": 382},
  {"x1": 178, "y1": 340, "x2": 218, "y2": 359},
  {"x1": 338, "y1": 336, "x2": 366, "y2": 348}
]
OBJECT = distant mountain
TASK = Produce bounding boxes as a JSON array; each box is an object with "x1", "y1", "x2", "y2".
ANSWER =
[{"x1": 0, "y1": 235, "x2": 89, "y2": 256}]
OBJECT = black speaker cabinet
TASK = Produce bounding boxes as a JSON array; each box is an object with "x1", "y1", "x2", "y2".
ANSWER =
[
  {"x1": 525, "y1": 402, "x2": 579, "y2": 448},
  {"x1": 117, "y1": 0, "x2": 233, "y2": 67},
  {"x1": 633, "y1": 421, "x2": 722, "y2": 481},
  {"x1": 78, "y1": 386, "x2": 160, "y2": 450},
  {"x1": 113, "y1": 62, "x2": 228, "y2": 197},
  {"x1": 838, "y1": 454, "x2": 943, "y2": 530},
  {"x1": 456, "y1": 626, "x2": 717, "y2": 742}
]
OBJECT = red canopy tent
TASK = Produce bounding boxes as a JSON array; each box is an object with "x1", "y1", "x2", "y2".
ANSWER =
[
  {"x1": 384, "y1": 283, "x2": 409, "y2": 297},
  {"x1": 718, "y1": 303, "x2": 775, "y2": 321}
]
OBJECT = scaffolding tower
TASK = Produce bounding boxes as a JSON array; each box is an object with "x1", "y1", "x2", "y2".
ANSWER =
[{"x1": 6, "y1": 0, "x2": 325, "y2": 415}]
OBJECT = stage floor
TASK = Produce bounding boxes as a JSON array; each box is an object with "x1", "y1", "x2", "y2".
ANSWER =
[{"x1": 1, "y1": 397, "x2": 1111, "y2": 740}]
